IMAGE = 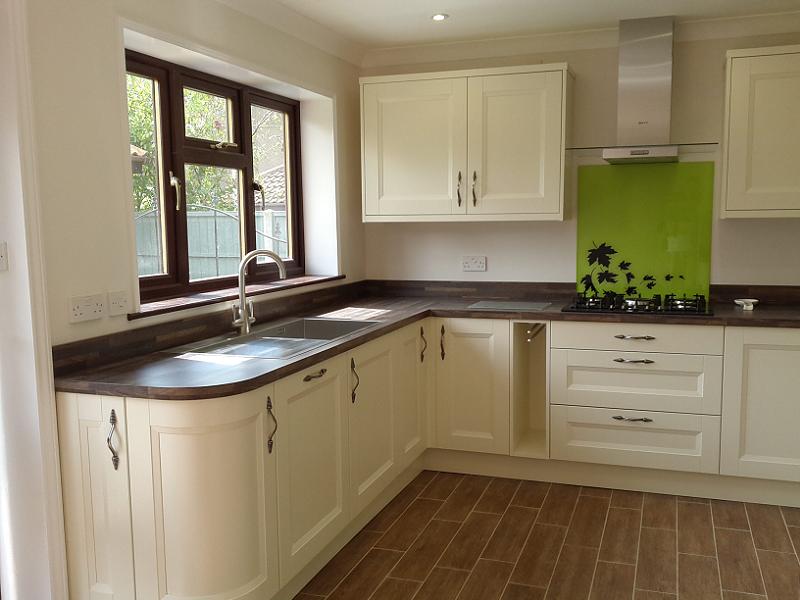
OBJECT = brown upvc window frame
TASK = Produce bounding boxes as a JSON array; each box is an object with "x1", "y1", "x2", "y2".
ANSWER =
[{"x1": 126, "y1": 50, "x2": 305, "y2": 303}]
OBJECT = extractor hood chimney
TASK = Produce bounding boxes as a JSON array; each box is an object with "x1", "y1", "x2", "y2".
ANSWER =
[{"x1": 602, "y1": 16, "x2": 678, "y2": 164}]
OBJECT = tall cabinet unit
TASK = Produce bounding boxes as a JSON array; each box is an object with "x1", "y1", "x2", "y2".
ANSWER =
[
  {"x1": 361, "y1": 64, "x2": 570, "y2": 222},
  {"x1": 722, "y1": 45, "x2": 800, "y2": 217},
  {"x1": 721, "y1": 327, "x2": 800, "y2": 482}
]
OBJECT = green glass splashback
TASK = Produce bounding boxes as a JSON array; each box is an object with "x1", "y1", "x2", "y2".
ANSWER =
[{"x1": 577, "y1": 162, "x2": 714, "y2": 298}]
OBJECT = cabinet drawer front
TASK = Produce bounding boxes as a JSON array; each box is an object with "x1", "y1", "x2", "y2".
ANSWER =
[
  {"x1": 551, "y1": 349, "x2": 722, "y2": 415},
  {"x1": 551, "y1": 322, "x2": 723, "y2": 355},
  {"x1": 551, "y1": 405, "x2": 720, "y2": 474}
]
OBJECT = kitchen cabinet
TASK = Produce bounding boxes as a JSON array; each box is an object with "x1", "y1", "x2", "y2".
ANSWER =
[
  {"x1": 393, "y1": 321, "x2": 430, "y2": 468},
  {"x1": 722, "y1": 45, "x2": 800, "y2": 217},
  {"x1": 58, "y1": 393, "x2": 136, "y2": 600},
  {"x1": 126, "y1": 388, "x2": 280, "y2": 600},
  {"x1": 361, "y1": 64, "x2": 570, "y2": 222},
  {"x1": 721, "y1": 327, "x2": 800, "y2": 482},
  {"x1": 435, "y1": 318, "x2": 510, "y2": 454},
  {"x1": 348, "y1": 335, "x2": 398, "y2": 514},
  {"x1": 273, "y1": 357, "x2": 350, "y2": 584}
]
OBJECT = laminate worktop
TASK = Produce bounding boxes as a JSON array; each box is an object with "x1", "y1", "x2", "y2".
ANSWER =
[{"x1": 54, "y1": 294, "x2": 800, "y2": 401}]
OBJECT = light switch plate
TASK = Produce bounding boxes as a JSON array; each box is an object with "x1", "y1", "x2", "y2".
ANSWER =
[
  {"x1": 108, "y1": 290, "x2": 130, "y2": 316},
  {"x1": 462, "y1": 255, "x2": 487, "y2": 272},
  {"x1": 70, "y1": 293, "x2": 106, "y2": 323},
  {"x1": 0, "y1": 241, "x2": 7, "y2": 272}
]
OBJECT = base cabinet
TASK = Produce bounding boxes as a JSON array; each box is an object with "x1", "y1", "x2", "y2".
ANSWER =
[
  {"x1": 58, "y1": 393, "x2": 136, "y2": 600},
  {"x1": 126, "y1": 388, "x2": 280, "y2": 600},
  {"x1": 435, "y1": 318, "x2": 510, "y2": 454},
  {"x1": 394, "y1": 322, "x2": 429, "y2": 468},
  {"x1": 721, "y1": 327, "x2": 800, "y2": 482}
]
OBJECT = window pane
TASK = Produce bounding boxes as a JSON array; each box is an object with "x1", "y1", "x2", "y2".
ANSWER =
[
  {"x1": 185, "y1": 164, "x2": 242, "y2": 281},
  {"x1": 251, "y1": 105, "x2": 291, "y2": 263},
  {"x1": 127, "y1": 73, "x2": 166, "y2": 277},
  {"x1": 183, "y1": 87, "x2": 232, "y2": 142}
]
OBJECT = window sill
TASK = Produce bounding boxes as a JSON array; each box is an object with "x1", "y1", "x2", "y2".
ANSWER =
[{"x1": 128, "y1": 274, "x2": 346, "y2": 320}]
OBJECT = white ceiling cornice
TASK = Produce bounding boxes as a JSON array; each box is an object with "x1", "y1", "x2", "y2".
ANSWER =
[{"x1": 361, "y1": 10, "x2": 800, "y2": 69}]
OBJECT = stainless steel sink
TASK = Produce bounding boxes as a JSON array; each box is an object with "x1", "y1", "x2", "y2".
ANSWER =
[{"x1": 168, "y1": 318, "x2": 380, "y2": 360}]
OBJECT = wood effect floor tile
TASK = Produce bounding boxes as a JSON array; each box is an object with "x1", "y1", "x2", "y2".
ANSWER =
[
  {"x1": 788, "y1": 526, "x2": 800, "y2": 553},
  {"x1": 390, "y1": 519, "x2": 461, "y2": 581},
  {"x1": 634, "y1": 591, "x2": 676, "y2": 600},
  {"x1": 678, "y1": 554, "x2": 722, "y2": 600},
  {"x1": 501, "y1": 583, "x2": 547, "y2": 600},
  {"x1": 302, "y1": 529, "x2": 382, "y2": 595},
  {"x1": 711, "y1": 500, "x2": 750, "y2": 530},
  {"x1": 476, "y1": 478, "x2": 521, "y2": 514},
  {"x1": 511, "y1": 524, "x2": 567, "y2": 587},
  {"x1": 512, "y1": 481, "x2": 551, "y2": 509},
  {"x1": 581, "y1": 487, "x2": 613, "y2": 498},
  {"x1": 457, "y1": 559, "x2": 513, "y2": 600},
  {"x1": 714, "y1": 528, "x2": 765, "y2": 595},
  {"x1": 483, "y1": 506, "x2": 538, "y2": 563},
  {"x1": 611, "y1": 490, "x2": 644, "y2": 510},
  {"x1": 436, "y1": 476, "x2": 492, "y2": 522},
  {"x1": 438, "y1": 511, "x2": 501, "y2": 570},
  {"x1": 369, "y1": 577, "x2": 420, "y2": 600},
  {"x1": 413, "y1": 567, "x2": 469, "y2": 600},
  {"x1": 721, "y1": 592, "x2": 766, "y2": 600},
  {"x1": 328, "y1": 549, "x2": 403, "y2": 600},
  {"x1": 565, "y1": 495, "x2": 610, "y2": 548},
  {"x1": 781, "y1": 506, "x2": 800, "y2": 528},
  {"x1": 294, "y1": 594, "x2": 325, "y2": 600},
  {"x1": 599, "y1": 507, "x2": 641, "y2": 565},
  {"x1": 746, "y1": 503, "x2": 794, "y2": 552},
  {"x1": 367, "y1": 484, "x2": 427, "y2": 533},
  {"x1": 420, "y1": 473, "x2": 463, "y2": 500},
  {"x1": 636, "y1": 527, "x2": 677, "y2": 594},
  {"x1": 538, "y1": 484, "x2": 580, "y2": 526},
  {"x1": 679, "y1": 502, "x2": 716, "y2": 557},
  {"x1": 756, "y1": 549, "x2": 800, "y2": 600},
  {"x1": 375, "y1": 499, "x2": 444, "y2": 551},
  {"x1": 679, "y1": 496, "x2": 710, "y2": 504},
  {"x1": 544, "y1": 544, "x2": 598, "y2": 600},
  {"x1": 642, "y1": 493, "x2": 677, "y2": 530},
  {"x1": 589, "y1": 561, "x2": 635, "y2": 600}
]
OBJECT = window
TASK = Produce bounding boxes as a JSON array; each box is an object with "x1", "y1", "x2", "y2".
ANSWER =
[{"x1": 125, "y1": 51, "x2": 304, "y2": 302}]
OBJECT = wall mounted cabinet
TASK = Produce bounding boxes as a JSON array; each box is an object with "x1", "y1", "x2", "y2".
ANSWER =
[
  {"x1": 361, "y1": 64, "x2": 571, "y2": 222},
  {"x1": 722, "y1": 45, "x2": 800, "y2": 217}
]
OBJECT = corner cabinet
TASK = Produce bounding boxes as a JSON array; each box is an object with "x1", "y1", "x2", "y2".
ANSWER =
[
  {"x1": 721, "y1": 327, "x2": 800, "y2": 482},
  {"x1": 361, "y1": 65, "x2": 571, "y2": 222},
  {"x1": 721, "y1": 45, "x2": 800, "y2": 217}
]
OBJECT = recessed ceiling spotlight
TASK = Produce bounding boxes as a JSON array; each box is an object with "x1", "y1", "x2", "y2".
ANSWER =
[{"x1": 431, "y1": 13, "x2": 449, "y2": 22}]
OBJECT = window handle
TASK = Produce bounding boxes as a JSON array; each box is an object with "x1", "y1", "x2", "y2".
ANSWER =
[
  {"x1": 169, "y1": 171, "x2": 182, "y2": 211},
  {"x1": 210, "y1": 141, "x2": 239, "y2": 150}
]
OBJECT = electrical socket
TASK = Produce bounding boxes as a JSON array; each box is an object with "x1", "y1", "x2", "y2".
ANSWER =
[
  {"x1": 462, "y1": 255, "x2": 487, "y2": 272},
  {"x1": 70, "y1": 293, "x2": 106, "y2": 323},
  {"x1": 0, "y1": 241, "x2": 7, "y2": 272},
  {"x1": 108, "y1": 290, "x2": 130, "y2": 316}
]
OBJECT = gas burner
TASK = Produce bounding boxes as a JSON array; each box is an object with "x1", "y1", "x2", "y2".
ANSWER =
[{"x1": 564, "y1": 292, "x2": 712, "y2": 315}]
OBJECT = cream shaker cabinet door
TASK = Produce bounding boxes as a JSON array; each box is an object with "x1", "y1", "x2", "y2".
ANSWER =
[
  {"x1": 348, "y1": 335, "x2": 398, "y2": 515},
  {"x1": 435, "y1": 318, "x2": 510, "y2": 454},
  {"x1": 393, "y1": 322, "x2": 429, "y2": 469},
  {"x1": 273, "y1": 357, "x2": 350, "y2": 584},
  {"x1": 467, "y1": 71, "x2": 565, "y2": 216},
  {"x1": 721, "y1": 327, "x2": 800, "y2": 482},
  {"x1": 126, "y1": 389, "x2": 280, "y2": 600},
  {"x1": 58, "y1": 393, "x2": 136, "y2": 600},
  {"x1": 362, "y1": 78, "x2": 467, "y2": 217},
  {"x1": 724, "y1": 50, "x2": 800, "y2": 215}
]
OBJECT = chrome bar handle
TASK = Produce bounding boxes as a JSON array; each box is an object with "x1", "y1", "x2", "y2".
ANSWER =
[
  {"x1": 303, "y1": 368, "x2": 328, "y2": 382},
  {"x1": 612, "y1": 415, "x2": 654, "y2": 423},
  {"x1": 266, "y1": 396, "x2": 278, "y2": 453},
  {"x1": 440, "y1": 325, "x2": 446, "y2": 360},
  {"x1": 169, "y1": 171, "x2": 182, "y2": 211},
  {"x1": 614, "y1": 334, "x2": 655, "y2": 340},
  {"x1": 351, "y1": 358, "x2": 360, "y2": 403},
  {"x1": 107, "y1": 409, "x2": 120, "y2": 471},
  {"x1": 420, "y1": 326, "x2": 428, "y2": 363},
  {"x1": 613, "y1": 358, "x2": 655, "y2": 364},
  {"x1": 457, "y1": 171, "x2": 462, "y2": 207},
  {"x1": 472, "y1": 171, "x2": 477, "y2": 206}
]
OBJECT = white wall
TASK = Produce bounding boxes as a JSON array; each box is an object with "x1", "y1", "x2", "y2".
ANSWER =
[
  {"x1": 25, "y1": 0, "x2": 364, "y2": 344},
  {"x1": 363, "y1": 32, "x2": 800, "y2": 286}
]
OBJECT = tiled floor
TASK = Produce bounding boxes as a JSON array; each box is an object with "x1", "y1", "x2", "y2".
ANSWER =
[{"x1": 295, "y1": 471, "x2": 800, "y2": 600}]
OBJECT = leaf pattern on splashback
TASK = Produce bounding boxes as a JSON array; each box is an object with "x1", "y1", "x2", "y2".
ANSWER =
[{"x1": 587, "y1": 242, "x2": 617, "y2": 268}]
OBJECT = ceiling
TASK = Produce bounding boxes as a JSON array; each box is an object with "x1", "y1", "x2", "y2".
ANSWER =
[{"x1": 264, "y1": 0, "x2": 800, "y2": 48}]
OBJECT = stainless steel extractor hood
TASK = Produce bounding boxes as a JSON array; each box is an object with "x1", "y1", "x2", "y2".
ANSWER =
[{"x1": 602, "y1": 16, "x2": 678, "y2": 164}]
